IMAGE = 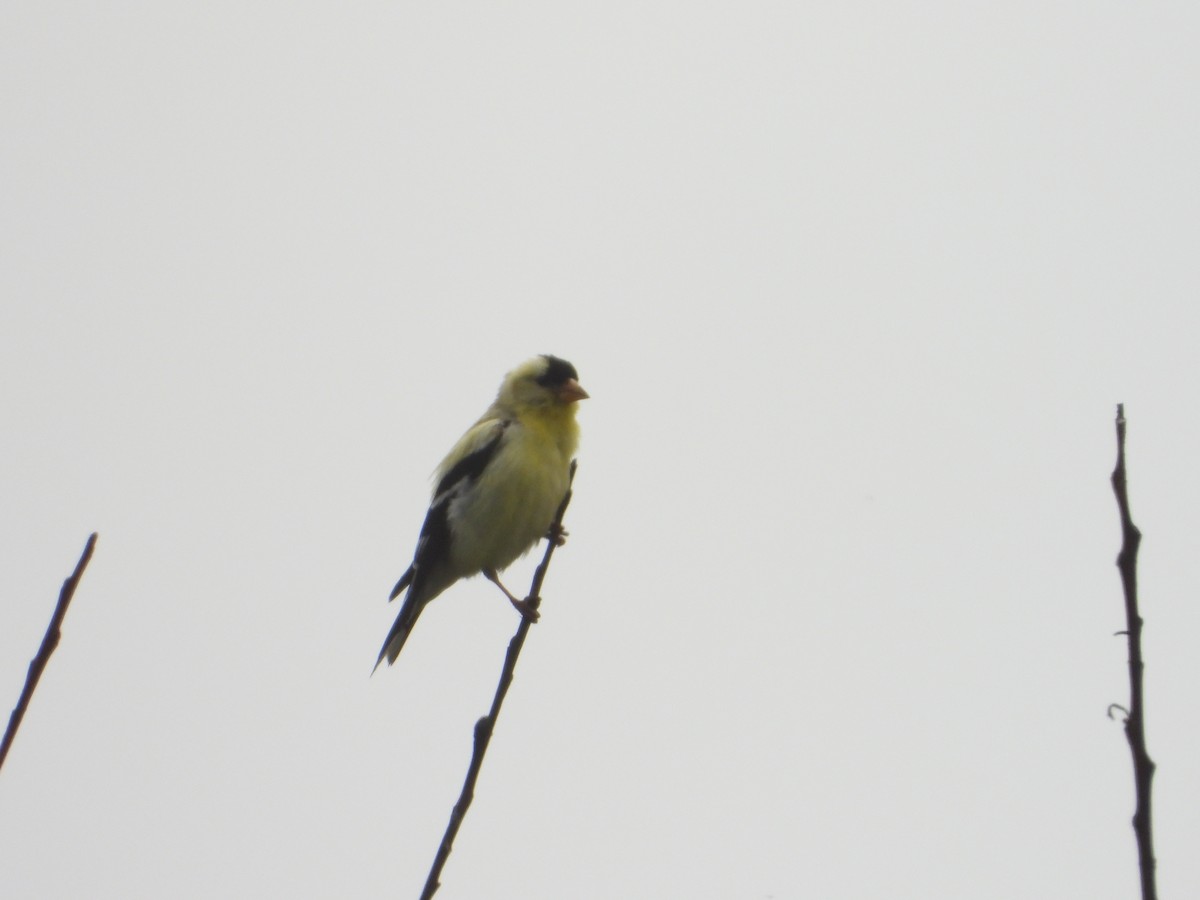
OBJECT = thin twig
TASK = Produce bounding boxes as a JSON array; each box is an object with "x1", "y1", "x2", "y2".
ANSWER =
[
  {"x1": 420, "y1": 461, "x2": 577, "y2": 900},
  {"x1": 1110, "y1": 405, "x2": 1157, "y2": 900},
  {"x1": 0, "y1": 532, "x2": 98, "y2": 773}
]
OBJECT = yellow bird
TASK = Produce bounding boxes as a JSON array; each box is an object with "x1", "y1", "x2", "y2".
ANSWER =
[{"x1": 376, "y1": 355, "x2": 587, "y2": 669}]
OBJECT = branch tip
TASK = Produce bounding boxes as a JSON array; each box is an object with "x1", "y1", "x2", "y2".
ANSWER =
[
  {"x1": 0, "y1": 532, "x2": 99, "y2": 772},
  {"x1": 1109, "y1": 409, "x2": 1157, "y2": 900}
]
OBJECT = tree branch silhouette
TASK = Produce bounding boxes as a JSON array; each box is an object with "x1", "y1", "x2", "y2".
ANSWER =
[
  {"x1": 1110, "y1": 405, "x2": 1156, "y2": 900},
  {"x1": 1, "y1": 532, "x2": 98, "y2": 773},
  {"x1": 419, "y1": 462, "x2": 577, "y2": 900}
]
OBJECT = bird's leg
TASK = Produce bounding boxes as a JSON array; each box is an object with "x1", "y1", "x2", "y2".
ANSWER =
[
  {"x1": 483, "y1": 568, "x2": 540, "y2": 623},
  {"x1": 545, "y1": 521, "x2": 568, "y2": 547}
]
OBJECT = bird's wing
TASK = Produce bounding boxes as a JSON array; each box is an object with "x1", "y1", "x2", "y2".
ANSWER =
[
  {"x1": 432, "y1": 415, "x2": 511, "y2": 499},
  {"x1": 376, "y1": 418, "x2": 510, "y2": 668},
  {"x1": 390, "y1": 417, "x2": 510, "y2": 601},
  {"x1": 408, "y1": 417, "x2": 510, "y2": 585}
]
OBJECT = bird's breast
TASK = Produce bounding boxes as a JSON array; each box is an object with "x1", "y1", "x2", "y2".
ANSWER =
[{"x1": 447, "y1": 425, "x2": 571, "y2": 575}]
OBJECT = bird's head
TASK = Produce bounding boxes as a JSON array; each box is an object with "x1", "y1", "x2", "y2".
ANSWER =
[{"x1": 498, "y1": 355, "x2": 589, "y2": 414}]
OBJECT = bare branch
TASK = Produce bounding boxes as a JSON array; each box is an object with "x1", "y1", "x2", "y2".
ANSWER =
[
  {"x1": 420, "y1": 462, "x2": 577, "y2": 900},
  {"x1": 0, "y1": 532, "x2": 98, "y2": 773},
  {"x1": 1110, "y1": 405, "x2": 1157, "y2": 900}
]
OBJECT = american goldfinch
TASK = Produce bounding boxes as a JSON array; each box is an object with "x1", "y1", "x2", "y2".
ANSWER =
[{"x1": 376, "y1": 354, "x2": 588, "y2": 669}]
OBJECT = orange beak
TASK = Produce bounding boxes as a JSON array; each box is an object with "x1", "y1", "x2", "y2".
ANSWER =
[{"x1": 558, "y1": 379, "x2": 589, "y2": 403}]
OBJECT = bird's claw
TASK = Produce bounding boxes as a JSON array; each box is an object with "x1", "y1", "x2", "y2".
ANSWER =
[
  {"x1": 546, "y1": 522, "x2": 569, "y2": 547},
  {"x1": 509, "y1": 596, "x2": 541, "y2": 623}
]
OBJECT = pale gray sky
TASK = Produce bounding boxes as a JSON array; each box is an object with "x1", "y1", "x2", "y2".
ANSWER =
[{"x1": 3, "y1": 3, "x2": 1199, "y2": 898}]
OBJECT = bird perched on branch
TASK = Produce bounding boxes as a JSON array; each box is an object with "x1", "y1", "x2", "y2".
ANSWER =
[{"x1": 376, "y1": 355, "x2": 587, "y2": 670}]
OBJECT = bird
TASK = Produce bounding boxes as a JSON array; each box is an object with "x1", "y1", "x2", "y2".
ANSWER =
[{"x1": 375, "y1": 354, "x2": 587, "y2": 670}]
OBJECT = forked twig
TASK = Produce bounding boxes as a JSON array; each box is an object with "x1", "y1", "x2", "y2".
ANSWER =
[
  {"x1": 1110, "y1": 405, "x2": 1157, "y2": 900},
  {"x1": 0, "y1": 533, "x2": 98, "y2": 773},
  {"x1": 420, "y1": 462, "x2": 577, "y2": 900}
]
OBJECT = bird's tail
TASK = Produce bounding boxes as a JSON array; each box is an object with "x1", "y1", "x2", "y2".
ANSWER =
[
  {"x1": 373, "y1": 565, "x2": 422, "y2": 673},
  {"x1": 373, "y1": 597, "x2": 426, "y2": 672}
]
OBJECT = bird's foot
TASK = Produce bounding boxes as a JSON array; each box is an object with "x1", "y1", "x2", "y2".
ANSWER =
[
  {"x1": 509, "y1": 595, "x2": 541, "y2": 624},
  {"x1": 546, "y1": 522, "x2": 569, "y2": 547}
]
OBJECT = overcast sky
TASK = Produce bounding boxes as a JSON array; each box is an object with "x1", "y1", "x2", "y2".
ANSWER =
[{"x1": 3, "y1": 3, "x2": 1199, "y2": 898}]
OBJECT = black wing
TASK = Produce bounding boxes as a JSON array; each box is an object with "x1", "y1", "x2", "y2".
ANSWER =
[{"x1": 376, "y1": 421, "x2": 510, "y2": 668}]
